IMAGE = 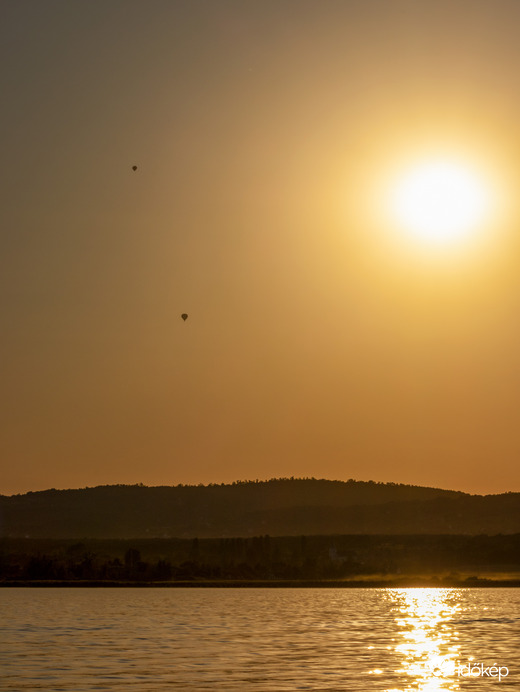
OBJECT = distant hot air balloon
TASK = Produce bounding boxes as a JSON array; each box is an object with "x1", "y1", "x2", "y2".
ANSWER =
[
  {"x1": 181, "y1": 313, "x2": 188, "y2": 321},
  {"x1": 132, "y1": 165, "x2": 138, "y2": 171}
]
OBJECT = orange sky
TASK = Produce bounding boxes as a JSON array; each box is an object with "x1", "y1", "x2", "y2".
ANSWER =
[{"x1": 2, "y1": 0, "x2": 520, "y2": 495}]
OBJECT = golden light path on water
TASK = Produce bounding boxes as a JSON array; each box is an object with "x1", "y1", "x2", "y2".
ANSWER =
[{"x1": 377, "y1": 589, "x2": 463, "y2": 691}]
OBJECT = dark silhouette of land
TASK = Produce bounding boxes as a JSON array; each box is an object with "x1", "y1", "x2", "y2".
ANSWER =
[
  {"x1": 1, "y1": 534, "x2": 520, "y2": 586},
  {"x1": 2, "y1": 479, "x2": 519, "y2": 586},
  {"x1": 1, "y1": 477, "x2": 519, "y2": 539}
]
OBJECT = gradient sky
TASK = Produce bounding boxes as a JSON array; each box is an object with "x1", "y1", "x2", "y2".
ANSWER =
[{"x1": 3, "y1": 0, "x2": 520, "y2": 495}]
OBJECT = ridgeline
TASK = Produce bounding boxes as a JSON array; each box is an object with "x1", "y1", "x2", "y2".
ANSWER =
[{"x1": 1, "y1": 477, "x2": 519, "y2": 539}]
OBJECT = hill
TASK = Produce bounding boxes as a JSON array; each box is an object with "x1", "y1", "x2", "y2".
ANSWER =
[{"x1": 1, "y1": 477, "x2": 519, "y2": 538}]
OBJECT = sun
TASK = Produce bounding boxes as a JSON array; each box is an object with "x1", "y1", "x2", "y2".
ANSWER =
[{"x1": 388, "y1": 158, "x2": 494, "y2": 247}]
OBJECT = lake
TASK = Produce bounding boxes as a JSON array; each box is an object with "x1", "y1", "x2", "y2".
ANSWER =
[{"x1": 0, "y1": 588, "x2": 517, "y2": 690}]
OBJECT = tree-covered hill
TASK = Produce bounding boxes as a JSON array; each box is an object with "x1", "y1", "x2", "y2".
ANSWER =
[{"x1": 0, "y1": 477, "x2": 518, "y2": 538}]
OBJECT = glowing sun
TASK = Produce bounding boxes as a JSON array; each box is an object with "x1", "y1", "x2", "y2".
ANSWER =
[{"x1": 389, "y1": 158, "x2": 493, "y2": 246}]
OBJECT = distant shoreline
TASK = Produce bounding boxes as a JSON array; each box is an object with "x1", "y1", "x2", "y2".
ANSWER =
[{"x1": 2, "y1": 578, "x2": 520, "y2": 588}]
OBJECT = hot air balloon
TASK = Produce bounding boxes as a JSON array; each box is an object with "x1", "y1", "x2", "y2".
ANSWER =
[
  {"x1": 181, "y1": 313, "x2": 188, "y2": 321},
  {"x1": 132, "y1": 165, "x2": 138, "y2": 171}
]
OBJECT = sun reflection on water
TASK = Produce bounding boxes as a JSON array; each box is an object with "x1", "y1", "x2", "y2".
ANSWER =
[{"x1": 381, "y1": 588, "x2": 463, "y2": 691}]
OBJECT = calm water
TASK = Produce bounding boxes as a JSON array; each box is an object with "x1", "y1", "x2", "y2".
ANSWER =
[{"x1": 0, "y1": 588, "x2": 518, "y2": 691}]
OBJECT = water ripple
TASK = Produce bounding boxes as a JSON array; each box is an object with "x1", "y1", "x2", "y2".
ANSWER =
[{"x1": 0, "y1": 588, "x2": 517, "y2": 691}]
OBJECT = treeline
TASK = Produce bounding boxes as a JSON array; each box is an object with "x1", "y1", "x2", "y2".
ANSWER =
[
  {"x1": 2, "y1": 534, "x2": 520, "y2": 582},
  {"x1": 4, "y1": 477, "x2": 518, "y2": 539}
]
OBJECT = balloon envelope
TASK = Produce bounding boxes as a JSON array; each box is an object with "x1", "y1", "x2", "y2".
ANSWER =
[{"x1": 181, "y1": 313, "x2": 188, "y2": 321}]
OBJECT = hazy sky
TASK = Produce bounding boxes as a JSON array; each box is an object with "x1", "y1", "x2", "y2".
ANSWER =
[{"x1": 3, "y1": 0, "x2": 520, "y2": 495}]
